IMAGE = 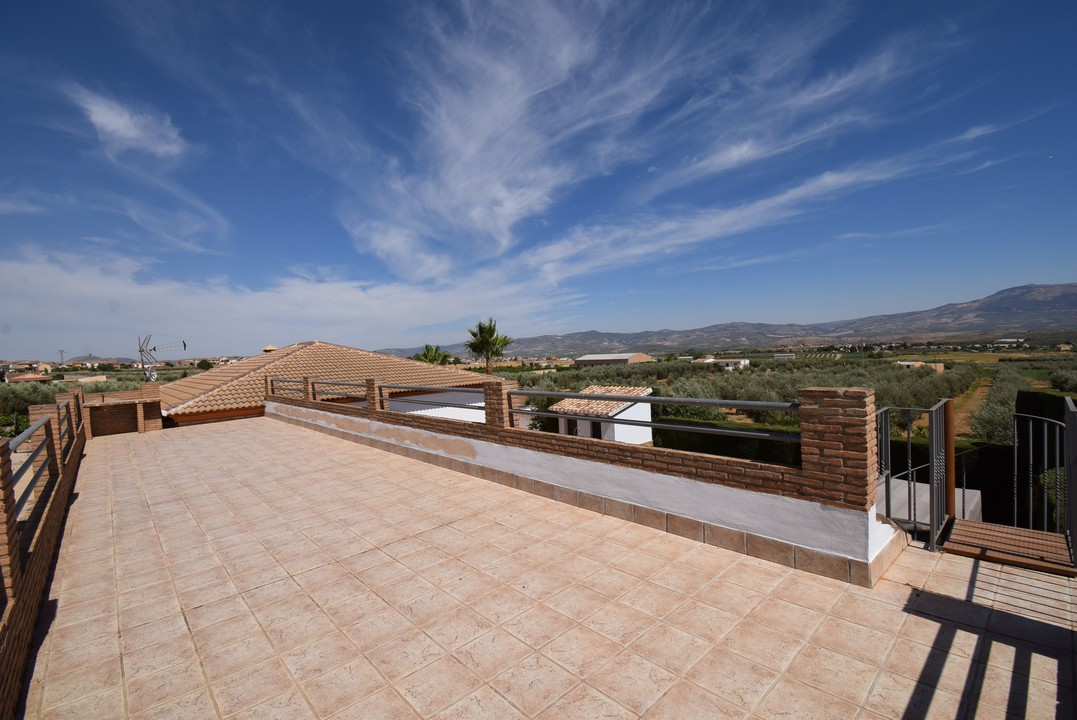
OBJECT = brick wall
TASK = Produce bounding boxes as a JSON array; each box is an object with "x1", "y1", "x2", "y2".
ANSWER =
[
  {"x1": 270, "y1": 381, "x2": 877, "y2": 512},
  {"x1": 84, "y1": 384, "x2": 162, "y2": 438},
  {"x1": 0, "y1": 392, "x2": 85, "y2": 719}
]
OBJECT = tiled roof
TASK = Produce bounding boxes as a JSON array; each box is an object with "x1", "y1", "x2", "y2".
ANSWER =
[
  {"x1": 575, "y1": 353, "x2": 642, "y2": 361},
  {"x1": 548, "y1": 385, "x2": 653, "y2": 418},
  {"x1": 160, "y1": 341, "x2": 485, "y2": 417}
]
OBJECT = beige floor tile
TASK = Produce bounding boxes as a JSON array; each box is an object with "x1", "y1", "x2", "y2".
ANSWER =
[
  {"x1": 453, "y1": 628, "x2": 533, "y2": 680},
  {"x1": 747, "y1": 597, "x2": 826, "y2": 639},
  {"x1": 582, "y1": 600, "x2": 659, "y2": 646},
  {"x1": 630, "y1": 622, "x2": 713, "y2": 676},
  {"x1": 755, "y1": 676, "x2": 858, "y2": 720},
  {"x1": 210, "y1": 658, "x2": 295, "y2": 716},
  {"x1": 125, "y1": 658, "x2": 206, "y2": 716},
  {"x1": 785, "y1": 643, "x2": 879, "y2": 706},
  {"x1": 396, "y1": 655, "x2": 484, "y2": 716},
  {"x1": 534, "y1": 683, "x2": 635, "y2": 719},
  {"x1": 423, "y1": 606, "x2": 496, "y2": 651},
  {"x1": 811, "y1": 616, "x2": 896, "y2": 666},
  {"x1": 281, "y1": 631, "x2": 360, "y2": 683},
  {"x1": 645, "y1": 679, "x2": 748, "y2": 720},
  {"x1": 619, "y1": 581, "x2": 687, "y2": 619},
  {"x1": 266, "y1": 609, "x2": 338, "y2": 652},
  {"x1": 588, "y1": 650, "x2": 677, "y2": 714},
  {"x1": 128, "y1": 688, "x2": 218, "y2": 720},
  {"x1": 39, "y1": 685, "x2": 125, "y2": 720},
  {"x1": 41, "y1": 657, "x2": 124, "y2": 713},
  {"x1": 544, "y1": 584, "x2": 612, "y2": 622},
  {"x1": 695, "y1": 578, "x2": 766, "y2": 616},
  {"x1": 434, "y1": 685, "x2": 526, "y2": 720},
  {"x1": 367, "y1": 629, "x2": 445, "y2": 680},
  {"x1": 664, "y1": 598, "x2": 739, "y2": 644},
  {"x1": 720, "y1": 619, "x2": 805, "y2": 672},
  {"x1": 863, "y1": 669, "x2": 963, "y2": 720},
  {"x1": 687, "y1": 647, "x2": 779, "y2": 710},
  {"x1": 490, "y1": 652, "x2": 580, "y2": 716},
  {"x1": 301, "y1": 655, "x2": 387, "y2": 717},
  {"x1": 333, "y1": 686, "x2": 421, "y2": 720},
  {"x1": 122, "y1": 632, "x2": 198, "y2": 680},
  {"x1": 502, "y1": 605, "x2": 576, "y2": 648},
  {"x1": 229, "y1": 687, "x2": 316, "y2": 720},
  {"x1": 541, "y1": 625, "x2": 622, "y2": 677}
]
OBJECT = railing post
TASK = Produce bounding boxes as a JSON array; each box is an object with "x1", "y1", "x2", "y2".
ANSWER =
[
  {"x1": 483, "y1": 381, "x2": 512, "y2": 429},
  {"x1": 304, "y1": 377, "x2": 314, "y2": 402},
  {"x1": 0, "y1": 438, "x2": 20, "y2": 603},
  {"x1": 945, "y1": 399, "x2": 955, "y2": 519},
  {"x1": 265, "y1": 376, "x2": 274, "y2": 399},
  {"x1": 1065, "y1": 397, "x2": 1076, "y2": 553}
]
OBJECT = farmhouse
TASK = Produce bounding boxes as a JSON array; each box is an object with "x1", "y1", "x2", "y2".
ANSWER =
[{"x1": 573, "y1": 352, "x2": 653, "y2": 367}]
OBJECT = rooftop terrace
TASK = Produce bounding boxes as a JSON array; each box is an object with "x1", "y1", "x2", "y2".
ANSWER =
[{"x1": 20, "y1": 417, "x2": 1076, "y2": 718}]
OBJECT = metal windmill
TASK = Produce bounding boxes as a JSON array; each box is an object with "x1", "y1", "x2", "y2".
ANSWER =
[{"x1": 137, "y1": 336, "x2": 187, "y2": 382}]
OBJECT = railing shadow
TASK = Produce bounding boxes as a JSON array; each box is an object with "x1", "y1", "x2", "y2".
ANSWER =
[{"x1": 900, "y1": 560, "x2": 1075, "y2": 719}]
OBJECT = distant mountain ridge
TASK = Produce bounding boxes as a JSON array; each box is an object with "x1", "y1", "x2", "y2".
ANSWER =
[{"x1": 380, "y1": 283, "x2": 1077, "y2": 358}]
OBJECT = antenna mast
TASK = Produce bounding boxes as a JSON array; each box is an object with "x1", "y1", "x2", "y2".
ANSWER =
[{"x1": 138, "y1": 335, "x2": 187, "y2": 382}]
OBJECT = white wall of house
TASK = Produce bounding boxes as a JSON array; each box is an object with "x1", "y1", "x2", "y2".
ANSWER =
[
  {"x1": 387, "y1": 390, "x2": 485, "y2": 423},
  {"x1": 611, "y1": 402, "x2": 652, "y2": 444}
]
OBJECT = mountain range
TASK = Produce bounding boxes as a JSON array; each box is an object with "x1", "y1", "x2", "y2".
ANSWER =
[{"x1": 381, "y1": 283, "x2": 1077, "y2": 358}]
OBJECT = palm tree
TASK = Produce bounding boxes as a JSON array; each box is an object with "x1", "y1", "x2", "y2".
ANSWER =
[
  {"x1": 464, "y1": 318, "x2": 513, "y2": 374},
  {"x1": 412, "y1": 344, "x2": 452, "y2": 365}
]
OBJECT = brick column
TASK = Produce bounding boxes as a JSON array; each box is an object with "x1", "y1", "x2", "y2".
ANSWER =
[
  {"x1": 0, "y1": 439, "x2": 20, "y2": 602},
  {"x1": 304, "y1": 377, "x2": 314, "y2": 401},
  {"x1": 366, "y1": 379, "x2": 383, "y2": 411},
  {"x1": 264, "y1": 376, "x2": 273, "y2": 399},
  {"x1": 28, "y1": 403, "x2": 62, "y2": 469},
  {"x1": 484, "y1": 381, "x2": 512, "y2": 428},
  {"x1": 798, "y1": 387, "x2": 877, "y2": 510}
]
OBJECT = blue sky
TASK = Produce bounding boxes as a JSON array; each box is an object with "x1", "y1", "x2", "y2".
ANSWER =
[{"x1": 1, "y1": 1, "x2": 1074, "y2": 360}]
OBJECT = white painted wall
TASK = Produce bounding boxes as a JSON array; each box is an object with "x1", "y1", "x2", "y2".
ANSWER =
[
  {"x1": 267, "y1": 402, "x2": 897, "y2": 563},
  {"x1": 611, "y1": 402, "x2": 652, "y2": 445},
  {"x1": 387, "y1": 391, "x2": 485, "y2": 423}
]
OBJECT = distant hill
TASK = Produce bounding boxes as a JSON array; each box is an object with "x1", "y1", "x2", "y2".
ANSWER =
[{"x1": 380, "y1": 283, "x2": 1077, "y2": 358}]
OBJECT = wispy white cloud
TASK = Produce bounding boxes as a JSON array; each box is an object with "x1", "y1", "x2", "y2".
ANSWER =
[
  {"x1": 0, "y1": 196, "x2": 46, "y2": 214},
  {"x1": 65, "y1": 84, "x2": 187, "y2": 160}
]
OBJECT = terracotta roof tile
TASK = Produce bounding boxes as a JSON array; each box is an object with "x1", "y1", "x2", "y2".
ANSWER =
[
  {"x1": 160, "y1": 341, "x2": 487, "y2": 417},
  {"x1": 548, "y1": 385, "x2": 653, "y2": 418}
]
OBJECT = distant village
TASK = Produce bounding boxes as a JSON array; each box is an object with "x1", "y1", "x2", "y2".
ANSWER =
[{"x1": 3, "y1": 336, "x2": 1072, "y2": 385}]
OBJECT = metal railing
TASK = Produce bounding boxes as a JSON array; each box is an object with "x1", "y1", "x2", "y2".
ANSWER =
[
  {"x1": 9, "y1": 416, "x2": 52, "y2": 519},
  {"x1": 311, "y1": 379, "x2": 368, "y2": 403},
  {"x1": 876, "y1": 401, "x2": 949, "y2": 550},
  {"x1": 508, "y1": 389, "x2": 801, "y2": 443},
  {"x1": 1066, "y1": 396, "x2": 1076, "y2": 550},
  {"x1": 1012, "y1": 411, "x2": 1068, "y2": 533},
  {"x1": 377, "y1": 384, "x2": 484, "y2": 415}
]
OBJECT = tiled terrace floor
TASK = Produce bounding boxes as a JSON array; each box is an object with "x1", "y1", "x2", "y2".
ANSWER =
[{"x1": 21, "y1": 418, "x2": 1076, "y2": 719}]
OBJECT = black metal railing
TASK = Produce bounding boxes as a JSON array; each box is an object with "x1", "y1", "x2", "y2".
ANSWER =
[
  {"x1": 507, "y1": 389, "x2": 801, "y2": 443},
  {"x1": 876, "y1": 400, "x2": 949, "y2": 550}
]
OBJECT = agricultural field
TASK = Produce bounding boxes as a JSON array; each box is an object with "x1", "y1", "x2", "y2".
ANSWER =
[{"x1": 507, "y1": 353, "x2": 1077, "y2": 443}]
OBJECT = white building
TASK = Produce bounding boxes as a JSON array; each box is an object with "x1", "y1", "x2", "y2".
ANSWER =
[{"x1": 548, "y1": 385, "x2": 653, "y2": 445}]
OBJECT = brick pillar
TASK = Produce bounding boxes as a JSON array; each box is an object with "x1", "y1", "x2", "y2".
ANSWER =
[
  {"x1": 484, "y1": 381, "x2": 512, "y2": 428},
  {"x1": 303, "y1": 377, "x2": 314, "y2": 402},
  {"x1": 0, "y1": 439, "x2": 20, "y2": 602},
  {"x1": 366, "y1": 379, "x2": 383, "y2": 411},
  {"x1": 264, "y1": 376, "x2": 273, "y2": 399},
  {"x1": 28, "y1": 404, "x2": 62, "y2": 474},
  {"x1": 798, "y1": 387, "x2": 877, "y2": 510}
]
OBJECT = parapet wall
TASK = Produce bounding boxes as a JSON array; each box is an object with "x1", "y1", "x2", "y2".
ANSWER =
[{"x1": 266, "y1": 381, "x2": 904, "y2": 586}]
